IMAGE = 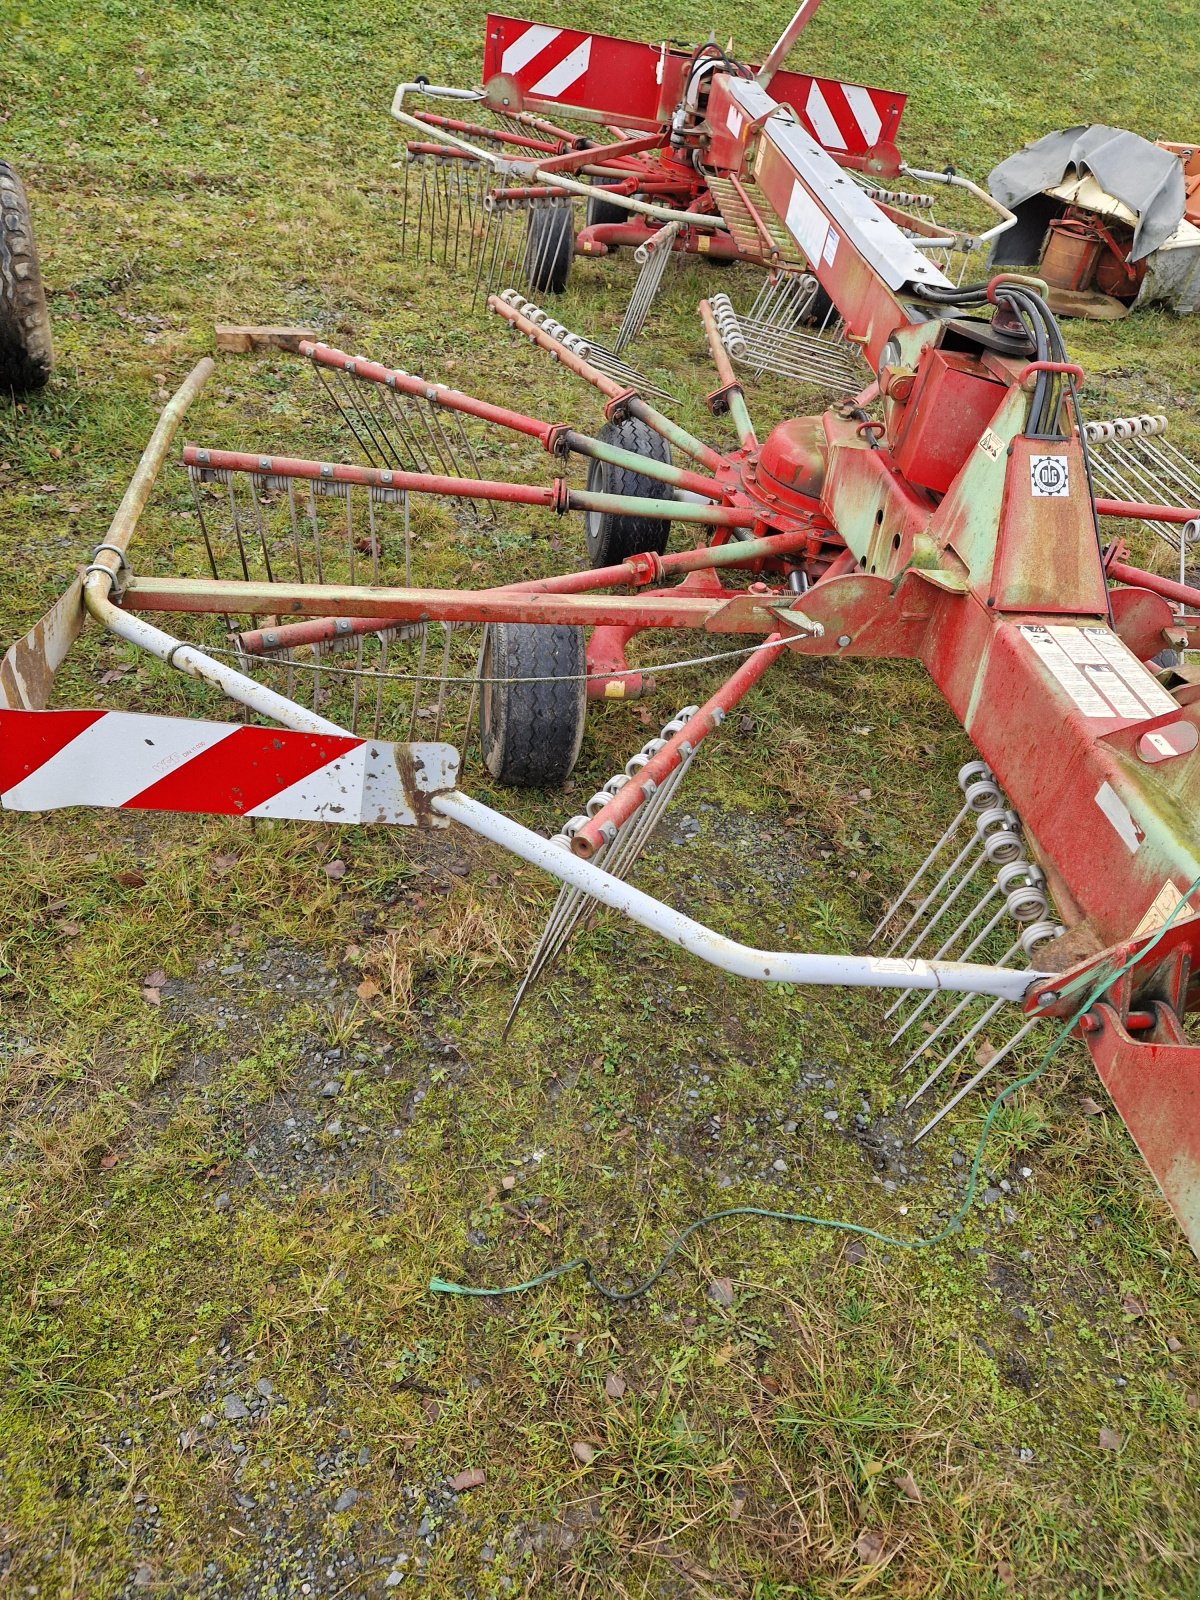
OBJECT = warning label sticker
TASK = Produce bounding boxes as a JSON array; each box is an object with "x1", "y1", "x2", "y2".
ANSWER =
[
  {"x1": 1132, "y1": 880, "x2": 1193, "y2": 940},
  {"x1": 978, "y1": 428, "x2": 1004, "y2": 462},
  {"x1": 1030, "y1": 455, "x2": 1070, "y2": 496},
  {"x1": 1086, "y1": 628, "x2": 1178, "y2": 715},
  {"x1": 1020, "y1": 625, "x2": 1178, "y2": 723}
]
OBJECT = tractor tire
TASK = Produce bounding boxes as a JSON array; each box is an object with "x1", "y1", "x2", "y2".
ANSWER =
[
  {"x1": 480, "y1": 621, "x2": 587, "y2": 787},
  {"x1": 585, "y1": 178, "x2": 629, "y2": 230},
  {"x1": 583, "y1": 416, "x2": 673, "y2": 569},
  {"x1": 0, "y1": 162, "x2": 52, "y2": 394},
  {"x1": 524, "y1": 204, "x2": 573, "y2": 295}
]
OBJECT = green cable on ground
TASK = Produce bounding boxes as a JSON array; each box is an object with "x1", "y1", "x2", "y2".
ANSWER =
[{"x1": 431, "y1": 883, "x2": 1200, "y2": 1303}]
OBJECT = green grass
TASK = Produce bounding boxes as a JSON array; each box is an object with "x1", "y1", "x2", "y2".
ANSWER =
[{"x1": 3, "y1": 0, "x2": 1200, "y2": 1594}]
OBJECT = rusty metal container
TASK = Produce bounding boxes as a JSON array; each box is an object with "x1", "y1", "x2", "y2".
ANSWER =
[{"x1": 1040, "y1": 217, "x2": 1103, "y2": 292}]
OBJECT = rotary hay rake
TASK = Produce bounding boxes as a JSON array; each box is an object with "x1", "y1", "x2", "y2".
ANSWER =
[
  {"x1": 7, "y1": 52, "x2": 1200, "y2": 1267},
  {"x1": 390, "y1": 3, "x2": 1014, "y2": 370}
]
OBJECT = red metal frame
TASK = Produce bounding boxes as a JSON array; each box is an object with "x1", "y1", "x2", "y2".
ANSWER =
[
  {"x1": 11, "y1": 41, "x2": 1200, "y2": 1258},
  {"x1": 401, "y1": 9, "x2": 909, "y2": 280}
]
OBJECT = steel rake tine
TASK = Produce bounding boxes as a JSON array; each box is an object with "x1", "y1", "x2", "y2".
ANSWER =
[
  {"x1": 285, "y1": 476, "x2": 305, "y2": 585},
  {"x1": 382, "y1": 389, "x2": 436, "y2": 475},
  {"x1": 900, "y1": 941, "x2": 1022, "y2": 1072},
  {"x1": 505, "y1": 724, "x2": 699, "y2": 1033},
  {"x1": 344, "y1": 484, "x2": 355, "y2": 585},
  {"x1": 883, "y1": 830, "x2": 983, "y2": 957},
  {"x1": 414, "y1": 160, "x2": 428, "y2": 260},
  {"x1": 526, "y1": 200, "x2": 555, "y2": 298},
  {"x1": 367, "y1": 490, "x2": 381, "y2": 582},
  {"x1": 503, "y1": 889, "x2": 580, "y2": 1036},
  {"x1": 226, "y1": 475, "x2": 251, "y2": 582},
  {"x1": 307, "y1": 481, "x2": 324, "y2": 584},
  {"x1": 408, "y1": 625, "x2": 429, "y2": 737},
  {"x1": 246, "y1": 475, "x2": 275, "y2": 584},
  {"x1": 440, "y1": 165, "x2": 453, "y2": 267},
  {"x1": 188, "y1": 468, "x2": 222, "y2": 582},
  {"x1": 509, "y1": 768, "x2": 679, "y2": 1027},
  {"x1": 373, "y1": 629, "x2": 389, "y2": 739},
  {"x1": 903, "y1": 995, "x2": 1006, "y2": 1112},
  {"x1": 430, "y1": 625, "x2": 453, "y2": 740},
  {"x1": 890, "y1": 897, "x2": 1012, "y2": 1043},
  {"x1": 511, "y1": 875, "x2": 598, "y2": 1016},
  {"x1": 350, "y1": 633, "x2": 364, "y2": 733},
  {"x1": 482, "y1": 202, "x2": 512, "y2": 306},
  {"x1": 473, "y1": 201, "x2": 498, "y2": 305},
  {"x1": 364, "y1": 390, "x2": 415, "y2": 473},
  {"x1": 334, "y1": 369, "x2": 392, "y2": 467},
  {"x1": 1158, "y1": 436, "x2": 1200, "y2": 499},
  {"x1": 316, "y1": 366, "x2": 377, "y2": 466},
  {"x1": 504, "y1": 203, "x2": 532, "y2": 305},
  {"x1": 570, "y1": 753, "x2": 695, "y2": 953},
  {"x1": 870, "y1": 795, "x2": 975, "y2": 941},
  {"x1": 886, "y1": 843, "x2": 999, "y2": 989},
  {"x1": 506, "y1": 844, "x2": 609, "y2": 1034},
  {"x1": 887, "y1": 867, "x2": 1014, "y2": 1025},
  {"x1": 464, "y1": 167, "x2": 486, "y2": 270},
  {"x1": 912, "y1": 1016, "x2": 1043, "y2": 1143},
  {"x1": 461, "y1": 627, "x2": 488, "y2": 757}
]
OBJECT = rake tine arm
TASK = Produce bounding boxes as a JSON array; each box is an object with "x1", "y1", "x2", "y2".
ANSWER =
[
  {"x1": 1107, "y1": 560, "x2": 1200, "y2": 609},
  {"x1": 570, "y1": 636, "x2": 790, "y2": 860},
  {"x1": 528, "y1": 132, "x2": 666, "y2": 177},
  {"x1": 391, "y1": 103, "x2": 506, "y2": 171},
  {"x1": 699, "y1": 298, "x2": 757, "y2": 451},
  {"x1": 487, "y1": 295, "x2": 727, "y2": 473},
  {"x1": 487, "y1": 292, "x2": 630, "y2": 402},
  {"x1": 302, "y1": 342, "x2": 555, "y2": 446},
  {"x1": 561, "y1": 430, "x2": 728, "y2": 500},
  {"x1": 236, "y1": 529, "x2": 815, "y2": 658},
  {"x1": 404, "y1": 142, "x2": 488, "y2": 163},
  {"x1": 525, "y1": 166, "x2": 730, "y2": 231},
  {"x1": 309, "y1": 338, "x2": 726, "y2": 498},
  {"x1": 180, "y1": 447, "x2": 754, "y2": 532},
  {"x1": 409, "y1": 112, "x2": 563, "y2": 155},
  {"x1": 1098, "y1": 501, "x2": 1200, "y2": 528}
]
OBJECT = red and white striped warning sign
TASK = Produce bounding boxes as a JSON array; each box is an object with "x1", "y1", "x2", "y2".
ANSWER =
[
  {"x1": 0, "y1": 709, "x2": 457, "y2": 825},
  {"x1": 799, "y1": 77, "x2": 886, "y2": 153},
  {"x1": 498, "y1": 23, "x2": 593, "y2": 98},
  {"x1": 480, "y1": 14, "x2": 905, "y2": 153}
]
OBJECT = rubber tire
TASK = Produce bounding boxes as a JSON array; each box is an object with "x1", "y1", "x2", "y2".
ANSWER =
[
  {"x1": 585, "y1": 178, "x2": 629, "y2": 231},
  {"x1": 480, "y1": 622, "x2": 587, "y2": 788},
  {"x1": 525, "y1": 205, "x2": 573, "y2": 295},
  {"x1": 801, "y1": 283, "x2": 834, "y2": 328},
  {"x1": 0, "y1": 162, "x2": 52, "y2": 393},
  {"x1": 584, "y1": 417, "x2": 673, "y2": 568}
]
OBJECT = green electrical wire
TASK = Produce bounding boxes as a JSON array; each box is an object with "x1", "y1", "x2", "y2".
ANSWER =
[{"x1": 431, "y1": 881, "x2": 1200, "y2": 1303}]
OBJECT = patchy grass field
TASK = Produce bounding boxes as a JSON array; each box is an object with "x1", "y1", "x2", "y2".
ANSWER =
[{"x1": 3, "y1": 0, "x2": 1200, "y2": 1595}]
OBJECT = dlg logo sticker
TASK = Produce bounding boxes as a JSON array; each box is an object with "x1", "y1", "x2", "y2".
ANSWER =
[{"x1": 1029, "y1": 455, "x2": 1070, "y2": 497}]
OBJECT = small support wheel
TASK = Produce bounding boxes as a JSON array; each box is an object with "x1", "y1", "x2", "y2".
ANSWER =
[
  {"x1": 0, "y1": 161, "x2": 53, "y2": 394},
  {"x1": 525, "y1": 204, "x2": 573, "y2": 295},
  {"x1": 585, "y1": 178, "x2": 629, "y2": 231},
  {"x1": 480, "y1": 622, "x2": 587, "y2": 787},
  {"x1": 801, "y1": 283, "x2": 834, "y2": 327},
  {"x1": 584, "y1": 416, "x2": 673, "y2": 568}
]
